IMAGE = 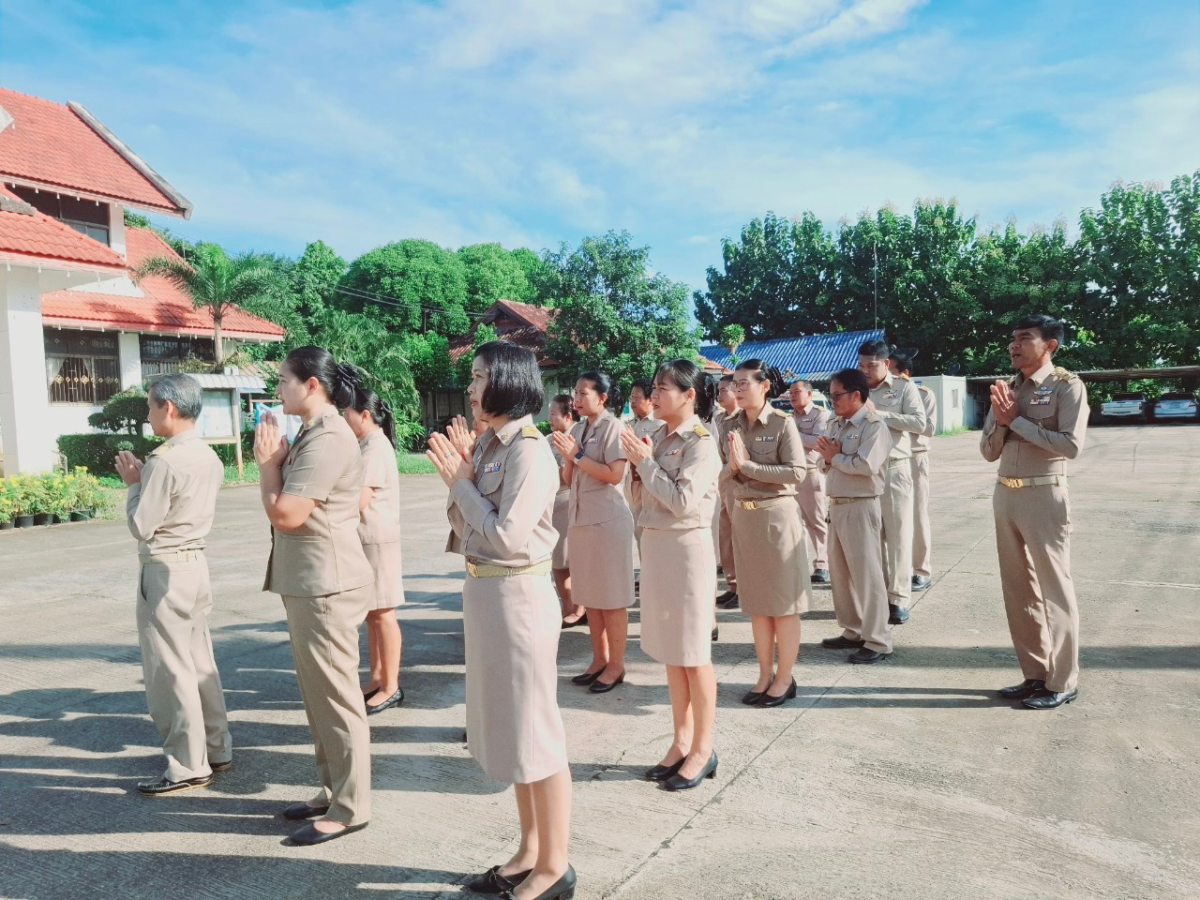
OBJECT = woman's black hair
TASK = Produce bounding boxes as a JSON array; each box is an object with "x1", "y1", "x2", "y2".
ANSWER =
[
  {"x1": 550, "y1": 393, "x2": 579, "y2": 421},
  {"x1": 349, "y1": 387, "x2": 396, "y2": 448},
  {"x1": 733, "y1": 358, "x2": 787, "y2": 400},
  {"x1": 285, "y1": 346, "x2": 360, "y2": 410},
  {"x1": 652, "y1": 359, "x2": 717, "y2": 421},
  {"x1": 831, "y1": 367, "x2": 871, "y2": 403},
  {"x1": 474, "y1": 341, "x2": 544, "y2": 418},
  {"x1": 577, "y1": 371, "x2": 623, "y2": 412}
]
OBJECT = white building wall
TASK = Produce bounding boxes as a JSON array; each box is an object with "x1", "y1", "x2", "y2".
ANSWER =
[
  {"x1": 118, "y1": 331, "x2": 141, "y2": 389},
  {"x1": 0, "y1": 268, "x2": 58, "y2": 474},
  {"x1": 911, "y1": 375, "x2": 968, "y2": 433}
]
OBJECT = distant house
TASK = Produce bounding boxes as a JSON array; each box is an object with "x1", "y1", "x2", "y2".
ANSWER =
[
  {"x1": 0, "y1": 87, "x2": 283, "y2": 476},
  {"x1": 698, "y1": 328, "x2": 886, "y2": 381}
]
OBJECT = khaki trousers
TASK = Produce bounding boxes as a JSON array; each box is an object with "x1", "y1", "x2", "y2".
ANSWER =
[
  {"x1": 992, "y1": 483, "x2": 1080, "y2": 692},
  {"x1": 283, "y1": 586, "x2": 372, "y2": 825},
  {"x1": 911, "y1": 452, "x2": 932, "y2": 579},
  {"x1": 880, "y1": 461, "x2": 914, "y2": 608},
  {"x1": 718, "y1": 482, "x2": 737, "y2": 588},
  {"x1": 796, "y1": 467, "x2": 828, "y2": 569},
  {"x1": 828, "y1": 499, "x2": 891, "y2": 654},
  {"x1": 136, "y1": 552, "x2": 231, "y2": 782}
]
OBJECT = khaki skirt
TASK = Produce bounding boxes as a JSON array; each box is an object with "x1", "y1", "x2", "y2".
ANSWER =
[
  {"x1": 568, "y1": 511, "x2": 635, "y2": 610},
  {"x1": 363, "y1": 541, "x2": 404, "y2": 609},
  {"x1": 640, "y1": 528, "x2": 716, "y2": 667},
  {"x1": 731, "y1": 499, "x2": 811, "y2": 616},
  {"x1": 462, "y1": 569, "x2": 568, "y2": 784},
  {"x1": 552, "y1": 491, "x2": 570, "y2": 570}
]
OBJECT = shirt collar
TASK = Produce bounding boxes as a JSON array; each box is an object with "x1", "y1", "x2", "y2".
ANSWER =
[
  {"x1": 165, "y1": 428, "x2": 198, "y2": 447},
  {"x1": 495, "y1": 415, "x2": 533, "y2": 446},
  {"x1": 841, "y1": 404, "x2": 869, "y2": 426},
  {"x1": 666, "y1": 413, "x2": 701, "y2": 437},
  {"x1": 741, "y1": 404, "x2": 774, "y2": 427},
  {"x1": 303, "y1": 407, "x2": 336, "y2": 430},
  {"x1": 1020, "y1": 362, "x2": 1055, "y2": 387}
]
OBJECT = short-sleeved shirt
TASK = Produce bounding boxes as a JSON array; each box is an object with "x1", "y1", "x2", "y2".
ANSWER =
[
  {"x1": 550, "y1": 441, "x2": 571, "y2": 495},
  {"x1": 869, "y1": 373, "x2": 927, "y2": 461},
  {"x1": 126, "y1": 429, "x2": 223, "y2": 556},
  {"x1": 792, "y1": 403, "x2": 833, "y2": 467},
  {"x1": 358, "y1": 429, "x2": 401, "y2": 545},
  {"x1": 633, "y1": 415, "x2": 721, "y2": 531},
  {"x1": 912, "y1": 382, "x2": 937, "y2": 451},
  {"x1": 722, "y1": 405, "x2": 806, "y2": 501},
  {"x1": 447, "y1": 415, "x2": 558, "y2": 566},
  {"x1": 567, "y1": 411, "x2": 629, "y2": 527},
  {"x1": 263, "y1": 408, "x2": 374, "y2": 598},
  {"x1": 821, "y1": 405, "x2": 894, "y2": 497},
  {"x1": 980, "y1": 363, "x2": 1089, "y2": 478}
]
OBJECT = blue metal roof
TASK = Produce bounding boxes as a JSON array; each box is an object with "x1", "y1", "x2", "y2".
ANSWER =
[{"x1": 698, "y1": 328, "x2": 885, "y2": 381}]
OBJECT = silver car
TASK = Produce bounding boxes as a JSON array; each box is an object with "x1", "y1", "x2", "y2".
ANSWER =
[{"x1": 1152, "y1": 392, "x2": 1199, "y2": 422}]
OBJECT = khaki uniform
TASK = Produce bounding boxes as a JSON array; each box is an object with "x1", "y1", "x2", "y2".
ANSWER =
[
  {"x1": 723, "y1": 405, "x2": 810, "y2": 616},
  {"x1": 448, "y1": 416, "x2": 567, "y2": 784},
  {"x1": 550, "y1": 442, "x2": 571, "y2": 570},
  {"x1": 625, "y1": 415, "x2": 666, "y2": 552},
  {"x1": 566, "y1": 411, "x2": 635, "y2": 610},
  {"x1": 821, "y1": 407, "x2": 893, "y2": 654},
  {"x1": 980, "y1": 363, "x2": 1088, "y2": 693},
  {"x1": 126, "y1": 429, "x2": 230, "y2": 782},
  {"x1": 713, "y1": 408, "x2": 738, "y2": 588},
  {"x1": 358, "y1": 429, "x2": 405, "y2": 609},
  {"x1": 265, "y1": 409, "x2": 375, "y2": 827},
  {"x1": 793, "y1": 403, "x2": 833, "y2": 570},
  {"x1": 910, "y1": 382, "x2": 937, "y2": 580},
  {"x1": 633, "y1": 415, "x2": 721, "y2": 667},
  {"x1": 869, "y1": 373, "x2": 927, "y2": 609}
]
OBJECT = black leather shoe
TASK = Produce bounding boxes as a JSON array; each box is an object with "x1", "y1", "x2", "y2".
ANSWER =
[
  {"x1": 210, "y1": 758, "x2": 233, "y2": 774},
  {"x1": 280, "y1": 801, "x2": 331, "y2": 820},
  {"x1": 912, "y1": 575, "x2": 931, "y2": 591},
  {"x1": 362, "y1": 686, "x2": 380, "y2": 701},
  {"x1": 998, "y1": 678, "x2": 1045, "y2": 700},
  {"x1": 717, "y1": 592, "x2": 740, "y2": 609},
  {"x1": 498, "y1": 864, "x2": 576, "y2": 900},
  {"x1": 570, "y1": 670, "x2": 602, "y2": 686},
  {"x1": 645, "y1": 758, "x2": 686, "y2": 781},
  {"x1": 1023, "y1": 688, "x2": 1078, "y2": 710},
  {"x1": 137, "y1": 774, "x2": 212, "y2": 795},
  {"x1": 287, "y1": 821, "x2": 368, "y2": 846},
  {"x1": 561, "y1": 613, "x2": 587, "y2": 629},
  {"x1": 711, "y1": 626, "x2": 719, "y2": 642},
  {"x1": 889, "y1": 604, "x2": 910, "y2": 624},
  {"x1": 741, "y1": 688, "x2": 767, "y2": 705},
  {"x1": 758, "y1": 679, "x2": 797, "y2": 707},
  {"x1": 822, "y1": 635, "x2": 865, "y2": 650},
  {"x1": 589, "y1": 673, "x2": 625, "y2": 693},
  {"x1": 848, "y1": 648, "x2": 890, "y2": 664},
  {"x1": 663, "y1": 752, "x2": 718, "y2": 791},
  {"x1": 810, "y1": 569, "x2": 830, "y2": 584},
  {"x1": 466, "y1": 864, "x2": 531, "y2": 894},
  {"x1": 366, "y1": 686, "x2": 405, "y2": 716}
]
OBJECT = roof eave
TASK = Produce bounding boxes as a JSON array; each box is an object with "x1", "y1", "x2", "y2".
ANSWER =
[{"x1": 41, "y1": 315, "x2": 286, "y2": 341}]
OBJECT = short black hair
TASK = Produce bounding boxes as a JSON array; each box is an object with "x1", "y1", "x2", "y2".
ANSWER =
[
  {"x1": 888, "y1": 352, "x2": 913, "y2": 375},
  {"x1": 718, "y1": 374, "x2": 733, "y2": 385},
  {"x1": 858, "y1": 339, "x2": 891, "y2": 361},
  {"x1": 629, "y1": 378, "x2": 653, "y2": 401},
  {"x1": 475, "y1": 341, "x2": 544, "y2": 418},
  {"x1": 1013, "y1": 314, "x2": 1065, "y2": 347},
  {"x1": 733, "y1": 358, "x2": 787, "y2": 399},
  {"x1": 550, "y1": 393, "x2": 578, "y2": 420},
  {"x1": 831, "y1": 367, "x2": 870, "y2": 403}
]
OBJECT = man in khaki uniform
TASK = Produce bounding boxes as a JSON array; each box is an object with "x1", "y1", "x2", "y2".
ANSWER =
[
  {"x1": 981, "y1": 315, "x2": 1088, "y2": 710},
  {"x1": 713, "y1": 375, "x2": 739, "y2": 608},
  {"x1": 789, "y1": 380, "x2": 832, "y2": 584},
  {"x1": 114, "y1": 374, "x2": 231, "y2": 795},
  {"x1": 858, "y1": 340, "x2": 926, "y2": 624},
  {"x1": 888, "y1": 353, "x2": 938, "y2": 591},
  {"x1": 817, "y1": 368, "x2": 892, "y2": 663},
  {"x1": 625, "y1": 378, "x2": 666, "y2": 556}
]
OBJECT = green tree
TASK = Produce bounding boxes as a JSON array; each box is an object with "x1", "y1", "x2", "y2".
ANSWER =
[
  {"x1": 458, "y1": 244, "x2": 535, "y2": 310},
  {"x1": 292, "y1": 240, "x2": 347, "y2": 321},
  {"x1": 720, "y1": 324, "x2": 745, "y2": 365},
  {"x1": 455, "y1": 323, "x2": 499, "y2": 387},
  {"x1": 339, "y1": 239, "x2": 471, "y2": 335}
]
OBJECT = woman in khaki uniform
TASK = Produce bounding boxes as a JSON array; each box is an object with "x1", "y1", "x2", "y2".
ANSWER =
[
  {"x1": 427, "y1": 341, "x2": 575, "y2": 900},
  {"x1": 343, "y1": 388, "x2": 406, "y2": 715},
  {"x1": 548, "y1": 394, "x2": 585, "y2": 629},
  {"x1": 714, "y1": 375, "x2": 739, "y2": 608},
  {"x1": 551, "y1": 372, "x2": 634, "y2": 694},
  {"x1": 724, "y1": 359, "x2": 810, "y2": 708},
  {"x1": 254, "y1": 347, "x2": 374, "y2": 846},
  {"x1": 620, "y1": 360, "x2": 722, "y2": 791}
]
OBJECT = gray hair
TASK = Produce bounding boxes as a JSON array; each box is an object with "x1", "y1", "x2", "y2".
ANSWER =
[{"x1": 149, "y1": 374, "x2": 203, "y2": 420}]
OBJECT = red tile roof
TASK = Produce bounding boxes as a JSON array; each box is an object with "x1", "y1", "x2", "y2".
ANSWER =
[
  {"x1": 0, "y1": 184, "x2": 127, "y2": 271},
  {"x1": 0, "y1": 88, "x2": 186, "y2": 214},
  {"x1": 486, "y1": 298, "x2": 555, "y2": 332},
  {"x1": 450, "y1": 299, "x2": 559, "y2": 368},
  {"x1": 41, "y1": 228, "x2": 286, "y2": 341}
]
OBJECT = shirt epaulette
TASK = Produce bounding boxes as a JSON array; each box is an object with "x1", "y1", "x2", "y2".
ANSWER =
[
  {"x1": 772, "y1": 408, "x2": 789, "y2": 418},
  {"x1": 693, "y1": 424, "x2": 710, "y2": 438},
  {"x1": 917, "y1": 384, "x2": 931, "y2": 392},
  {"x1": 521, "y1": 425, "x2": 541, "y2": 439},
  {"x1": 865, "y1": 409, "x2": 881, "y2": 424},
  {"x1": 149, "y1": 443, "x2": 171, "y2": 457},
  {"x1": 1053, "y1": 366, "x2": 1078, "y2": 382}
]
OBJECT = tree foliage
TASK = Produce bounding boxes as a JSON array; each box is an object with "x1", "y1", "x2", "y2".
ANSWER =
[
  {"x1": 339, "y1": 239, "x2": 471, "y2": 335},
  {"x1": 457, "y1": 243, "x2": 537, "y2": 310}
]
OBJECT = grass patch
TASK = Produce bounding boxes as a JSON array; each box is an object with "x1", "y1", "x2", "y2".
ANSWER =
[
  {"x1": 398, "y1": 452, "x2": 436, "y2": 475},
  {"x1": 224, "y1": 461, "x2": 261, "y2": 485},
  {"x1": 936, "y1": 425, "x2": 974, "y2": 437}
]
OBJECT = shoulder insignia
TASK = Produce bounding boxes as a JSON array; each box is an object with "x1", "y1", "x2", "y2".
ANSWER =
[
  {"x1": 693, "y1": 424, "x2": 710, "y2": 438},
  {"x1": 149, "y1": 443, "x2": 171, "y2": 457},
  {"x1": 521, "y1": 425, "x2": 541, "y2": 439},
  {"x1": 865, "y1": 409, "x2": 881, "y2": 424},
  {"x1": 1053, "y1": 366, "x2": 1077, "y2": 382},
  {"x1": 772, "y1": 408, "x2": 789, "y2": 418},
  {"x1": 917, "y1": 385, "x2": 931, "y2": 393}
]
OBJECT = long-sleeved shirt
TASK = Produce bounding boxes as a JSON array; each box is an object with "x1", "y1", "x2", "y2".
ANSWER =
[
  {"x1": 793, "y1": 403, "x2": 833, "y2": 467},
  {"x1": 720, "y1": 404, "x2": 806, "y2": 500},
  {"x1": 979, "y1": 362, "x2": 1089, "y2": 477},
  {"x1": 125, "y1": 429, "x2": 222, "y2": 556},
  {"x1": 820, "y1": 405, "x2": 893, "y2": 498},
  {"x1": 869, "y1": 372, "x2": 927, "y2": 461},
  {"x1": 634, "y1": 415, "x2": 721, "y2": 530}
]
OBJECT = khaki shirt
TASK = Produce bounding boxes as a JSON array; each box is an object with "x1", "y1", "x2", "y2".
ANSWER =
[
  {"x1": 793, "y1": 403, "x2": 833, "y2": 467},
  {"x1": 627, "y1": 415, "x2": 666, "y2": 497},
  {"x1": 567, "y1": 411, "x2": 629, "y2": 527},
  {"x1": 980, "y1": 363, "x2": 1089, "y2": 477},
  {"x1": 721, "y1": 405, "x2": 806, "y2": 500},
  {"x1": 550, "y1": 441, "x2": 570, "y2": 495},
  {"x1": 357, "y1": 429, "x2": 401, "y2": 545},
  {"x1": 821, "y1": 405, "x2": 893, "y2": 497},
  {"x1": 264, "y1": 409, "x2": 374, "y2": 598},
  {"x1": 126, "y1": 429, "x2": 223, "y2": 556},
  {"x1": 633, "y1": 415, "x2": 721, "y2": 531},
  {"x1": 447, "y1": 415, "x2": 558, "y2": 566},
  {"x1": 869, "y1": 372, "x2": 927, "y2": 461},
  {"x1": 912, "y1": 382, "x2": 937, "y2": 452}
]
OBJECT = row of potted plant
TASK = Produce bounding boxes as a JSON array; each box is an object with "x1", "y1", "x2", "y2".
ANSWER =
[{"x1": 0, "y1": 469, "x2": 104, "y2": 530}]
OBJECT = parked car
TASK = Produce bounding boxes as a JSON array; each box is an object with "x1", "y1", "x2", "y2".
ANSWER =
[
  {"x1": 1100, "y1": 392, "x2": 1149, "y2": 424},
  {"x1": 1151, "y1": 392, "x2": 1199, "y2": 423},
  {"x1": 771, "y1": 390, "x2": 831, "y2": 414}
]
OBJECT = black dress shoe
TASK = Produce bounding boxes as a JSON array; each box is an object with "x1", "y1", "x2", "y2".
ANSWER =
[
  {"x1": 645, "y1": 758, "x2": 686, "y2": 781},
  {"x1": 570, "y1": 670, "x2": 602, "y2": 686},
  {"x1": 998, "y1": 678, "x2": 1045, "y2": 700},
  {"x1": 280, "y1": 801, "x2": 331, "y2": 820},
  {"x1": 362, "y1": 686, "x2": 380, "y2": 701},
  {"x1": 561, "y1": 613, "x2": 588, "y2": 629},
  {"x1": 711, "y1": 626, "x2": 719, "y2": 642},
  {"x1": 366, "y1": 686, "x2": 405, "y2": 716},
  {"x1": 287, "y1": 821, "x2": 368, "y2": 846},
  {"x1": 497, "y1": 865, "x2": 576, "y2": 900},
  {"x1": 589, "y1": 673, "x2": 624, "y2": 693},
  {"x1": 210, "y1": 758, "x2": 233, "y2": 774},
  {"x1": 137, "y1": 774, "x2": 213, "y2": 795},
  {"x1": 466, "y1": 864, "x2": 531, "y2": 894},
  {"x1": 810, "y1": 569, "x2": 830, "y2": 584},
  {"x1": 911, "y1": 575, "x2": 931, "y2": 591},
  {"x1": 889, "y1": 603, "x2": 910, "y2": 624},
  {"x1": 821, "y1": 635, "x2": 865, "y2": 650},
  {"x1": 717, "y1": 592, "x2": 740, "y2": 609},
  {"x1": 848, "y1": 648, "x2": 890, "y2": 664},
  {"x1": 662, "y1": 752, "x2": 718, "y2": 791},
  {"x1": 1023, "y1": 688, "x2": 1078, "y2": 710},
  {"x1": 758, "y1": 679, "x2": 797, "y2": 707},
  {"x1": 741, "y1": 688, "x2": 767, "y2": 705}
]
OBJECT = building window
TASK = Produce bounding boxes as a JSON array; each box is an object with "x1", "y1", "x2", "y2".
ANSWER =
[
  {"x1": 44, "y1": 329, "x2": 121, "y2": 404},
  {"x1": 139, "y1": 335, "x2": 215, "y2": 379},
  {"x1": 10, "y1": 186, "x2": 111, "y2": 246}
]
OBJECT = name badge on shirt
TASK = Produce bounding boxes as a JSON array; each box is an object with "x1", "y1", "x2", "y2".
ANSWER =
[
  {"x1": 483, "y1": 462, "x2": 502, "y2": 473},
  {"x1": 755, "y1": 435, "x2": 777, "y2": 443},
  {"x1": 883, "y1": 391, "x2": 897, "y2": 402},
  {"x1": 1031, "y1": 387, "x2": 1053, "y2": 405},
  {"x1": 664, "y1": 448, "x2": 682, "y2": 456}
]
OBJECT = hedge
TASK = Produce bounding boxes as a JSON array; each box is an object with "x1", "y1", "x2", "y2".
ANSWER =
[{"x1": 57, "y1": 434, "x2": 164, "y2": 477}]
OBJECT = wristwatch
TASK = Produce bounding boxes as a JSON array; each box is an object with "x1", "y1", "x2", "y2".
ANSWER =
[{"x1": 574, "y1": 450, "x2": 586, "y2": 461}]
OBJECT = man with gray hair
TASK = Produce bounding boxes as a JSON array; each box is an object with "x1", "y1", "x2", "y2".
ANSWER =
[{"x1": 114, "y1": 374, "x2": 232, "y2": 794}]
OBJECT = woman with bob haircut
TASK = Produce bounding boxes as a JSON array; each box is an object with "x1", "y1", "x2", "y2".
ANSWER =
[
  {"x1": 254, "y1": 346, "x2": 375, "y2": 845},
  {"x1": 548, "y1": 394, "x2": 585, "y2": 629},
  {"x1": 619, "y1": 359, "x2": 723, "y2": 790},
  {"x1": 427, "y1": 341, "x2": 575, "y2": 900}
]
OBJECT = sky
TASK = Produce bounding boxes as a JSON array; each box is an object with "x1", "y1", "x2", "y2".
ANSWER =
[{"x1": 1, "y1": 0, "x2": 1197, "y2": 293}]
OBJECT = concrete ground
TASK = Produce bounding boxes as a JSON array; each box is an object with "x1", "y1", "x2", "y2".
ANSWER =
[{"x1": 0, "y1": 425, "x2": 1197, "y2": 900}]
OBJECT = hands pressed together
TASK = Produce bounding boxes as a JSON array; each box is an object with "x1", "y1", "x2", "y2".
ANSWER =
[
  {"x1": 726, "y1": 431, "x2": 748, "y2": 473},
  {"x1": 426, "y1": 415, "x2": 475, "y2": 488},
  {"x1": 618, "y1": 427, "x2": 653, "y2": 466},
  {"x1": 550, "y1": 430, "x2": 580, "y2": 461},
  {"x1": 253, "y1": 412, "x2": 289, "y2": 468},
  {"x1": 815, "y1": 435, "x2": 842, "y2": 464},
  {"x1": 990, "y1": 380, "x2": 1018, "y2": 427},
  {"x1": 114, "y1": 450, "x2": 144, "y2": 487}
]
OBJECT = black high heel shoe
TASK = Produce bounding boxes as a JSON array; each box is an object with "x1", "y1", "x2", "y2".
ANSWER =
[
  {"x1": 589, "y1": 673, "x2": 624, "y2": 693},
  {"x1": 644, "y1": 758, "x2": 686, "y2": 781},
  {"x1": 570, "y1": 670, "x2": 602, "y2": 686},
  {"x1": 662, "y1": 752, "x2": 718, "y2": 791},
  {"x1": 366, "y1": 686, "x2": 405, "y2": 716},
  {"x1": 758, "y1": 678, "x2": 797, "y2": 708},
  {"x1": 498, "y1": 865, "x2": 576, "y2": 900},
  {"x1": 465, "y1": 864, "x2": 531, "y2": 894},
  {"x1": 742, "y1": 673, "x2": 774, "y2": 705}
]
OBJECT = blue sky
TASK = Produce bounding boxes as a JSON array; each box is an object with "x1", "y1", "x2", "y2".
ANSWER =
[{"x1": 2, "y1": 0, "x2": 1197, "y2": 292}]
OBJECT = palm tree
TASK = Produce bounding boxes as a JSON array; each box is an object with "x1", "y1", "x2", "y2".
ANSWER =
[
  {"x1": 721, "y1": 324, "x2": 746, "y2": 366},
  {"x1": 135, "y1": 242, "x2": 280, "y2": 369}
]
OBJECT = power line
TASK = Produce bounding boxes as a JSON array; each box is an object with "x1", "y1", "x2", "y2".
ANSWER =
[{"x1": 333, "y1": 284, "x2": 488, "y2": 318}]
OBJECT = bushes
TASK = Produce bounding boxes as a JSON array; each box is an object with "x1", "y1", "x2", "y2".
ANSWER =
[
  {"x1": 58, "y1": 433, "x2": 164, "y2": 477},
  {"x1": 0, "y1": 469, "x2": 105, "y2": 523}
]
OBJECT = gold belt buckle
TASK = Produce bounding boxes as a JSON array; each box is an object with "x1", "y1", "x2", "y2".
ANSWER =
[
  {"x1": 1000, "y1": 476, "x2": 1022, "y2": 489},
  {"x1": 740, "y1": 500, "x2": 759, "y2": 511}
]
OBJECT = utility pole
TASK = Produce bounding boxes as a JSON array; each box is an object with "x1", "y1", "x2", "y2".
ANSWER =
[{"x1": 873, "y1": 239, "x2": 879, "y2": 330}]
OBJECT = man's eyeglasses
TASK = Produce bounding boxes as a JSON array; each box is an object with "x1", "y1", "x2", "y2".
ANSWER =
[{"x1": 829, "y1": 391, "x2": 855, "y2": 401}]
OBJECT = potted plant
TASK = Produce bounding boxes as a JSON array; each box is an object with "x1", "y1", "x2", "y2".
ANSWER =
[
  {"x1": 0, "y1": 493, "x2": 14, "y2": 531},
  {"x1": 11, "y1": 476, "x2": 35, "y2": 528},
  {"x1": 69, "y1": 469, "x2": 99, "y2": 521}
]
